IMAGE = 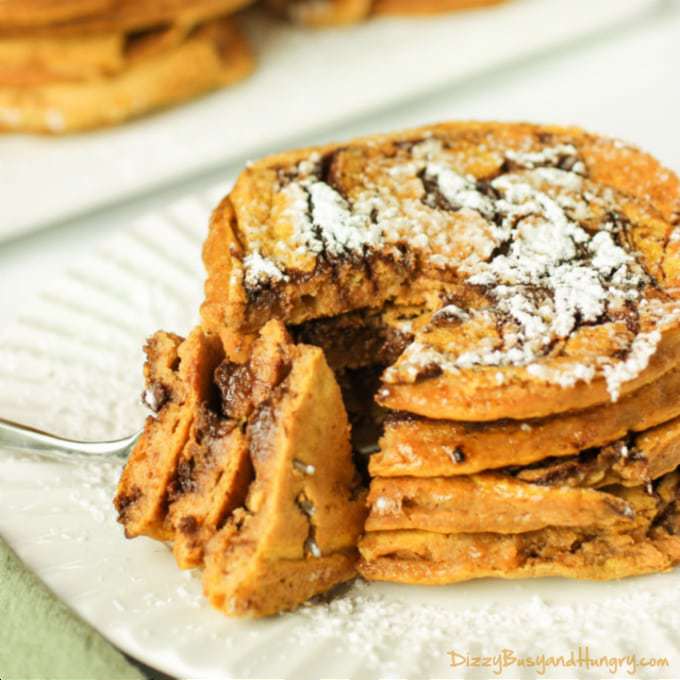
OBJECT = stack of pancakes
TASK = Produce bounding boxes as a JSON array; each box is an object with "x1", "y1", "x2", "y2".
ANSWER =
[
  {"x1": 200, "y1": 121, "x2": 680, "y2": 586},
  {"x1": 0, "y1": 1, "x2": 510, "y2": 133},
  {"x1": 0, "y1": 0, "x2": 254, "y2": 133},
  {"x1": 361, "y1": 393, "x2": 680, "y2": 583},
  {"x1": 266, "y1": 0, "x2": 507, "y2": 26},
  {"x1": 117, "y1": 121, "x2": 680, "y2": 616}
]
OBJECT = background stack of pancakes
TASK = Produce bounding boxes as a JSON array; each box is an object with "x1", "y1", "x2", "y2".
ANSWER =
[
  {"x1": 0, "y1": 0, "x2": 510, "y2": 133},
  {"x1": 0, "y1": 0, "x2": 254, "y2": 133}
]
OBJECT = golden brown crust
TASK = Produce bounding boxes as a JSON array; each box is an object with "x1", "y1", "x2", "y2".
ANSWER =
[
  {"x1": 515, "y1": 416, "x2": 680, "y2": 489},
  {"x1": 0, "y1": 17, "x2": 254, "y2": 133},
  {"x1": 359, "y1": 475, "x2": 680, "y2": 584},
  {"x1": 371, "y1": 367, "x2": 680, "y2": 477},
  {"x1": 201, "y1": 196, "x2": 257, "y2": 362},
  {"x1": 365, "y1": 474, "x2": 637, "y2": 535},
  {"x1": 219, "y1": 121, "x2": 680, "y2": 224},
  {"x1": 0, "y1": 22, "x2": 198, "y2": 86},
  {"x1": 0, "y1": 32, "x2": 127, "y2": 85},
  {"x1": 377, "y1": 306, "x2": 680, "y2": 422},
  {"x1": 359, "y1": 528, "x2": 680, "y2": 583}
]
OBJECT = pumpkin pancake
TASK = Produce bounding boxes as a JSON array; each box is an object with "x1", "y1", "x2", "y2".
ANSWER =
[
  {"x1": 370, "y1": 367, "x2": 680, "y2": 477},
  {"x1": 165, "y1": 321, "x2": 298, "y2": 569},
  {"x1": 119, "y1": 121, "x2": 680, "y2": 612},
  {"x1": 513, "y1": 416, "x2": 680, "y2": 489},
  {"x1": 364, "y1": 474, "x2": 637, "y2": 535},
  {"x1": 201, "y1": 122, "x2": 680, "y2": 421},
  {"x1": 0, "y1": 22, "x2": 192, "y2": 86},
  {"x1": 360, "y1": 473, "x2": 680, "y2": 584},
  {"x1": 366, "y1": 418, "x2": 680, "y2": 535},
  {"x1": 0, "y1": 17, "x2": 254, "y2": 133},
  {"x1": 0, "y1": 0, "x2": 253, "y2": 37}
]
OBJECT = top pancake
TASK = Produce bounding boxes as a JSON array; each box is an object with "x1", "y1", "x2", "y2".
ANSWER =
[{"x1": 202, "y1": 122, "x2": 680, "y2": 421}]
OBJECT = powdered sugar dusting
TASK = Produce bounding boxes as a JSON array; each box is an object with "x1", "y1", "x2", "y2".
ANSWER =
[
  {"x1": 430, "y1": 303, "x2": 470, "y2": 324},
  {"x1": 424, "y1": 163, "x2": 494, "y2": 217},
  {"x1": 281, "y1": 182, "x2": 324, "y2": 254},
  {"x1": 380, "y1": 141, "x2": 674, "y2": 396},
  {"x1": 278, "y1": 176, "x2": 382, "y2": 260},
  {"x1": 239, "y1": 133, "x2": 679, "y2": 400},
  {"x1": 242, "y1": 139, "x2": 596, "y2": 287},
  {"x1": 243, "y1": 251, "x2": 289, "y2": 288},
  {"x1": 307, "y1": 181, "x2": 382, "y2": 255},
  {"x1": 526, "y1": 362, "x2": 597, "y2": 388},
  {"x1": 506, "y1": 144, "x2": 586, "y2": 173},
  {"x1": 455, "y1": 170, "x2": 646, "y2": 370},
  {"x1": 603, "y1": 330, "x2": 661, "y2": 401}
]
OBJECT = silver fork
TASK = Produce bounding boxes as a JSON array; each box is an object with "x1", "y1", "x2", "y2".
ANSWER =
[{"x1": 0, "y1": 417, "x2": 141, "y2": 461}]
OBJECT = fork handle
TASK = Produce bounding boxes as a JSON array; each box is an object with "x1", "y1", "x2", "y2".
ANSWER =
[{"x1": 0, "y1": 418, "x2": 137, "y2": 460}]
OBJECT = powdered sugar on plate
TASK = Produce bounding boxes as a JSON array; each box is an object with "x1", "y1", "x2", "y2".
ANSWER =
[{"x1": 288, "y1": 578, "x2": 680, "y2": 678}]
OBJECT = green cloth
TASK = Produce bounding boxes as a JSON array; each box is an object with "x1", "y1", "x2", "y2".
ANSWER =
[{"x1": 0, "y1": 537, "x2": 146, "y2": 680}]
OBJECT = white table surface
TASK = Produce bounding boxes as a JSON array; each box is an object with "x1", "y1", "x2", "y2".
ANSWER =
[{"x1": 2, "y1": 0, "x2": 679, "y2": 324}]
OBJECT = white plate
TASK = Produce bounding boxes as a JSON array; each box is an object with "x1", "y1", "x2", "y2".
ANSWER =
[
  {"x1": 1, "y1": 190, "x2": 680, "y2": 680},
  {"x1": 0, "y1": 0, "x2": 657, "y2": 243}
]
